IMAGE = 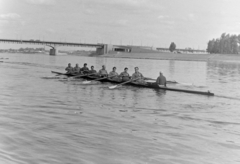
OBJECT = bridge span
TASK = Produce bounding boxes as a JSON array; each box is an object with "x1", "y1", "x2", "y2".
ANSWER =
[
  {"x1": 0, "y1": 39, "x2": 206, "y2": 55},
  {"x1": 0, "y1": 39, "x2": 110, "y2": 55}
]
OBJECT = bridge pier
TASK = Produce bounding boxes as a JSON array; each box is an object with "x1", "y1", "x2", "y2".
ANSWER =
[
  {"x1": 49, "y1": 47, "x2": 58, "y2": 55},
  {"x1": 96, "y1": 44, "x2": 113, "y2": 55}
]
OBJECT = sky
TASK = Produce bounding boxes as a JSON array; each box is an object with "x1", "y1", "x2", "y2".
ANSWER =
[{"x1": 0, "y1": 0, "x2": 240, "y2": 50}]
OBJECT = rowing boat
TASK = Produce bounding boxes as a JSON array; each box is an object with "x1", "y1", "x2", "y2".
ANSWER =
[{"x1": 51, "y1": 71, "x2": 214, "y2": 96}]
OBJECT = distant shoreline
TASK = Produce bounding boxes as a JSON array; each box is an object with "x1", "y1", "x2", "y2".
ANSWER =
[
  {"x1": 92, "y1": 52, "x2": 240, "y2": 63},
  {"x1": 1, "y1": 51, "x2": 240, "y2": 63}
]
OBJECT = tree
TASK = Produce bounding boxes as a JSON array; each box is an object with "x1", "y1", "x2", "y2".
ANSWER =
[
  {"x1": 232, "y1": 36, "x2": 239, "y2": 54},
  {"x1": 207, "y1": 40, "x2": 214, "y2": 53},
  {"x1": 207, "y1": 33, "x2": 240, "y2": 54},
  {"x1": 169, "y1": 42, "x2": 176, "y2": 52}
]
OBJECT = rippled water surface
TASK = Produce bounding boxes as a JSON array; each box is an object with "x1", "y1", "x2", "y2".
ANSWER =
[{"x1": 0, "y1": 53, "x2": 240, "y2": 164}]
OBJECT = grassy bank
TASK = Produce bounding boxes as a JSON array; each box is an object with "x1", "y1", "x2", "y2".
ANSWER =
[{"x1": 98, "y1": 52, "x2": 240, "y2": 63}]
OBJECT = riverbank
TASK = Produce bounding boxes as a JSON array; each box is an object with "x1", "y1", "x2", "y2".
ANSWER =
[{"x1": 96, "y1": 52, "x2": 240, "y2": 63}]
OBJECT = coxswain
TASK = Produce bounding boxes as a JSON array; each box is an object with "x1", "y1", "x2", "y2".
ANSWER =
[
  {"x1": 131, "y1": 67, "x2": 145, "y2": 83},
  {"x1": 119, "y1": 67, "x2": 130, "y2": 82},
  {"x1": 88, "y1": 66, "x2": 97, "y2": 74},
  {"x1": 109, "y1": 67, "x2": 119, "y2": 80},
  {"x1": 80, "y1": 63, "x2": 89, "y2": 74},
  {"x1": 65, "y1": 63, "x2": 74, "y2": 74},
  {"x1": 156, "y1": 72, "x2": 167, "y2": 87},
  {"x1": 73, "y1": 64, "x2": 81, "y2": 74},
  {"x1": 98, "y1": 65, "x2": 108, "y2": 77}
]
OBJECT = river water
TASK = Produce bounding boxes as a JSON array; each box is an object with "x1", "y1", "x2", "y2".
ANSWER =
[{"x1": 0, "y1": 53, "x2": 240, "y2": 164}]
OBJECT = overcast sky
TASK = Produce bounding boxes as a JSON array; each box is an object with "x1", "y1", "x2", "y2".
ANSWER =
[{"x1": 0, "y1": 0, "x2": 240, "y2": 49}]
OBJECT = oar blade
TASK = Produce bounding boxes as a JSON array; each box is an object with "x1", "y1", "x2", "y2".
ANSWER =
[
  {"x1": 82, "y1": 81, "x2": 91, "y2": 84},
  {"x1": 176, "y1": 82, "x2": 194, "y2": 86},
  {"x1": 109, "y1": 85, "x2": 118, "y2": 89}
]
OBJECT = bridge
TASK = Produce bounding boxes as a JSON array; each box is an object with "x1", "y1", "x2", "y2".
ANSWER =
[
  {"x1": 0, "y1": 39, "x2": 110, "y2": 55},
  {"x1": 0, "y1": 39, "x2": 207, "y2": 55}
]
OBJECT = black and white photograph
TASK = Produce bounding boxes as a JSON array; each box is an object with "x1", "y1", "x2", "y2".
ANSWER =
[{"x1": 0, "y1": 0, "x2": 240, "y2": 163}]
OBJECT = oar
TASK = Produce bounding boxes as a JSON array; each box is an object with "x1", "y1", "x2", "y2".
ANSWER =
[
  {"x1": 68, "y1": 73, "x2": 96, "y2": 79},
  {"x1": 109, "y1": 77, "x2": 141, "y2": 89},
  {"x1": 51, "y1": 71, "x2": 65, "y2": 75},
  {"x1": 56, "y1": 73, "x2": 72, "y2": 76},
  {"x1": 144, "y1": 77, "x2": 178, "y2": 84},
  {"x1": 144, "y1": 77, "x2": 193, "y2": 85},
  {"x1": 176, "y1": 82, "x2": 194, "y2": 86},
  {"x1": 82, "y1": 74, "x2": 116, "y2": 84},
  {"x1": 51, "y1": 71, "x2": 72, "y2": 76}
]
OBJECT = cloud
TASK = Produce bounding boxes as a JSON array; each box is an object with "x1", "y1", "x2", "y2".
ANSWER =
[
  {"x1": 116, "y1": 19, "x2": 128, "y2": 26},
  {"x1": 45, "y1": 28, "x2": 56, "y2": 34},
  {"x1": 157, "y1": 15, "x2": 174, "y2": 26},
  {"x1": 188, "y1": 13, "x2": 196, "y2": 21},
  {"x1": 0, "y1": 20, "x2": 9, "y2": 24},
  {"x1": 99, "y1": 0, "x2": 147, "y2": 7},
  {"x1": 0, "y1": 13, "x2": 21, "y2": 20},
  {"x1": 25, "y1": 0, "x2": 56, "y2": 5},
  {"x1": 86, "y1": 0, "x2": 160, "y2": 11},
  {"x1": 158, "y1": 15, "x2": 169, "y2": 19},
  {"x1": 84, "y1": 9, "x2": 95, "y2": 15},
  {"x1": 115, "y1": 0, "x2": 147, "y2": 6},
  {"x1": 21, "y1": 21, "x2": 26, "y2": 26}
]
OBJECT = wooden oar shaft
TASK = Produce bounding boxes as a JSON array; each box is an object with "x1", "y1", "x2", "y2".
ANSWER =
[
  {"x1": 118, "y1": 79, "x2": 133, "y2": 85},
  {"x1": 71, "y1": 73, "x2": 96, "y2": 78},
  {"x1": 82, "y1": 74, "x2": 117, "y2": 84},
  {"x1": 51, "y1": 71, "x2": 67, "y2": 75},
  {"x1": 109, "y1": 77, "x2": 142, "y2": 89},
  {"x1": 91, "y1": 74, "x2": 117, "y2": 82},
  {"x1": 91, "y1": 76, "x2": 108, "y2": 81}
]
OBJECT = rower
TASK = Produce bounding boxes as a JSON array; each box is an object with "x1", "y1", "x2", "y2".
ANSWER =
[
  {"x1": 119, "y1": 67, "x2": 130, "y2": 82},
  {"x1": 131, "y1": 67, "x2": 145, "y2": 83},
  {"x1": 98, "y1": 65, "x2": 108, "y2": 77},
  {"x1": 109, "y1": 67, "x2": 119, "y2": 80},
  {"x1": 80, "y1": 63, "x2": 89, "y2": 74},
  {"x1": 156, "y1": 72, "x2": 167, "y2": 87},
  {"x1": 65, "y1": 63, "x2": 74, "y2": 74},
  {"x1": 88, "y1": 66, "x2": 97, "y2": 74},
  {"x1": 73, "y1": 64, "x2": 81, "y2": 74}
]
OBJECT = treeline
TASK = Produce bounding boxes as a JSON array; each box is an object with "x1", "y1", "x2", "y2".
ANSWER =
[
  {"x1": 207, "y1": 33, "x2": 240, "y2": 54},
  {"x1": 19, "y1": 47, "x2": 44, "y2": 51}
]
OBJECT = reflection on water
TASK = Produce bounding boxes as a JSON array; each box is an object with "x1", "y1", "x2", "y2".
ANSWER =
[
  {"x1": 49, "y1": 55, "x2": 57, "y2": 64},
  {"x1": 169, "y1": 60, "x2": 175, "y2": 75},
  {"x1": 207, "y1": 61, "x2": 240, "y2": 98},
  {"x1": 0, "y1": 53, "x2": 240, "y2": 164}
]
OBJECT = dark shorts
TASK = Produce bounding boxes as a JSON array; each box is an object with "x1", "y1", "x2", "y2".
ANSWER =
[{"x1": 122, "y1": 77, "x2": 130, "y2": 82}]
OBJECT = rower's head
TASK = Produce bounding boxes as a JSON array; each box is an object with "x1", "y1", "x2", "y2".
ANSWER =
[
  {"x1": 68, "y1": 63, "x2": 71, "y2": 67},
  {"x1": 76, "y1": 64, "x2": 79, "y2": 67},
  {"x1": 134, "y1": 67, "x2": 139, "y2": 72},
  {"x1": 91, "y1": 66, "x2": 94, "y2": 70},
  {"x1": 102, "y1": 65, "x2": 106, "y2": 70},
  {"x1": 84, "y1": 63, "x2": 87, "y2": 67},
  {"x1": 159, "y1": 72, "x2": 163, "y2": 76},
  {"x1": 112, "y1": 67, "x2": 116, "y2": 71},
  {"x1": 124, "y1": 67, "x2": 128, "y2": 72}
]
